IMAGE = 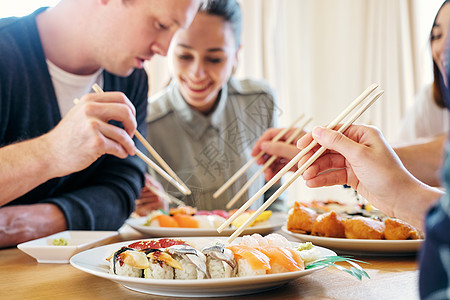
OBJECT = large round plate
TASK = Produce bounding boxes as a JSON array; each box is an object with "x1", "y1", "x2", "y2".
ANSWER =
[
  {"x1": 126, "y1": 212, "x2": 287, "y2": 237},
  {"x1": 282, "y1": 226, "x2": 423, "y2": 255},
  {"x1": 70, "y1": 237, "x2": 335, "y2": 297}
]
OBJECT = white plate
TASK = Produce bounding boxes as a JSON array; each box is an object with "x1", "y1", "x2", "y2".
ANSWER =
[
  {"x1": 70, "y1": 237, "x2": 336, "y2": 297},
  {"x1": 126, "y1": 212, "x2": 286, "y2": 237},
  {"x1": 17, "y1": 230, "x2": 118, "y2": 263},
  {"x1": 282, "y1": 226, "x2": 423, "y2": 254}
]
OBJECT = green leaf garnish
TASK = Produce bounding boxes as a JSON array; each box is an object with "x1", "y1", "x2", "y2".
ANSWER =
[{"x1": 306, "y1": 256, "x2": 370, "y2": 281}]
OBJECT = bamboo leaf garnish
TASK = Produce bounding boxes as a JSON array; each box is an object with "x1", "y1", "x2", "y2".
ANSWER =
[{"x1": 305, "y1": 256, "x2": 370, "y2": 281}]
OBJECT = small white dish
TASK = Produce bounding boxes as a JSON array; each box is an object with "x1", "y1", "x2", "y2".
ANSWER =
[{"x1": 17, "y1": 230, "x2": 118, "y2": 263}]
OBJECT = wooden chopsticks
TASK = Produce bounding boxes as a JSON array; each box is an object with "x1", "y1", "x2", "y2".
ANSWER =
[
  {"x1": 225, "y1": 116, "x2": 313, "y2": 209},
  {"x1": 145, "y1": 183, "x2": 187, "y2": 207},
  {"x1": 220, "y1": 84, "x2": 383, "y2": 243},
  {"x1": 91, "y1": 84, "x2": 191, "y2": 195},
  {"x1": 213, "y1": 114, "x2": 306, "y2": 199}
]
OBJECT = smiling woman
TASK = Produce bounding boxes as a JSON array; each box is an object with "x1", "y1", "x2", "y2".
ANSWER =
[{"x1": 0, "y1": 0, "x2": 60, "y2": 18}]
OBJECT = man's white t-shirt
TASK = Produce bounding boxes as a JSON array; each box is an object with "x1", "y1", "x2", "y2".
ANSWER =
[{"x1": 46, "y1": 59, "x2": 104, "y2": 117}]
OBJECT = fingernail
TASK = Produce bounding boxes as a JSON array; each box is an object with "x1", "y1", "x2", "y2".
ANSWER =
[
  {"x1": 261, "y1": 142, "x2": 269, "y2": 151},
  {"x1": 312, "y1": 126, "x2": 325, "y2": 139}
]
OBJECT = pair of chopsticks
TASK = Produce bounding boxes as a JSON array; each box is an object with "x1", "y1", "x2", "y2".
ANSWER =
[
  {"x1": 84, "y1": 84, "x2": 191, "y2": 195},
  {"x1": 213, "y1": 113, "x2": 308, "y2": 200},
  {"x1": 145, "y1": 183, "x2": 187, "y2": 207},
  {"x1": 225, "y1": 116, "x2": 313, "y2": 209},
  {"x1": 220, "y1": 84, "x2": 384, "y2": 243}
]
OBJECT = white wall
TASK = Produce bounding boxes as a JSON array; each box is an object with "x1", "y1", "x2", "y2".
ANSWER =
[{"x1": 0, "y1": 0, "x2": 59, "y2": 18}]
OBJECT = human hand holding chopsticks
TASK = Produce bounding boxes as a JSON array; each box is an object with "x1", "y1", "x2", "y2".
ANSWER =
[
  {"x1": 251, "y1": 127, "x2": 308, "y2": 181},
  {"x1": 47, "y1": 92, "x2": 137, "y2": 176},
  {"x1": 91, "y1": 84, "x2": 191, "y2": 195},
  {"x1": 226, "y1": 118, "x2": 312, "y2": 209},
  {"x1": 296, "y1": 124, "x2": 443, "y2": 231}
]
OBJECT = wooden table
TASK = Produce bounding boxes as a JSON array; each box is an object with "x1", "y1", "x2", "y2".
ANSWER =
[{"x1": 0, "y1": 226, "x2": 420, "y2": 300}]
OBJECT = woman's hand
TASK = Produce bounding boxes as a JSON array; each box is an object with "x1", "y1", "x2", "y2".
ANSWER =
[
  {"x1": 134, "y1": 173, "x2": 168, "y2": 216},
  {"x1": 252, "y1": 128, "x2": 304, "y2": 180}
]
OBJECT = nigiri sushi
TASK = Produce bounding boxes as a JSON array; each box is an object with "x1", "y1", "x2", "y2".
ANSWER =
[
  {"x1": 257, "y1": 246, "x2": 304, "y2": 274},
  {"x1": 166, "y1": 244, "x2": 208, "y2": 279},
  {"x1": 202, "y1": 243, "x2": 236, "y2": 278},
  {"x1": 227, "y1": 245, "x2": 271, "y2": 277}
]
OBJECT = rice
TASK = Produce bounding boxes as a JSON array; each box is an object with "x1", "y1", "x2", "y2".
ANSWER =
[
  {"x1": 236, "y1": 259, "x2": 266, "y2": 277},
  {"x1": 206, "y1": 257, "x2": 236, "y2": 278},
  {"x1": 144, "y1": 262, "x2": 174, "y2": 279},
  {"x1": 110, "y1": 260, "x2": 143, "y2": 278},
  {"x1": 174, "y1": 256, "x2": 205, "y2": 279},
  {"x1": 268, "y1": 264, "x2": 290, "y2": 274}
]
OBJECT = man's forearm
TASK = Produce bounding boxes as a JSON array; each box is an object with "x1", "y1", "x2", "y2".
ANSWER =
[
  {"x1": 0, "y1": 204, "x2": 67, "y2": 248},
  {"x1": 0, "y1": 136, "x2": 58, "y2": 205}
]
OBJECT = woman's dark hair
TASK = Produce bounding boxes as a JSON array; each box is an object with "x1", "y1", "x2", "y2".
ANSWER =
[
  {"x1": 200, "y1": 0, "x2": 242, "y2": 50},
  {"x1": 431, "y1": 0, "x2": 450, "y2": 108}
]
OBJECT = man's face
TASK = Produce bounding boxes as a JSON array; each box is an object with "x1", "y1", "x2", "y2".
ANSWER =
[{"x1": 93, "y1": 0, "x2": 201, "y2": 76}]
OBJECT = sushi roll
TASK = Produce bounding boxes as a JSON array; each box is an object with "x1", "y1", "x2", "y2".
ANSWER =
[
  {"x1": 107, "y1": 238, "x2": 191, "y2": 278},
  {"x1": 107, "y1": 247, "x2": 149, "y2": 277},
  {"x1": 144, "y1": 249, "x2": 182, "y2": 279}
]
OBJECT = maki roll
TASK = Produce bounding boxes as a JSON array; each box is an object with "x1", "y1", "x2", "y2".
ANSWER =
[
  {"x1": 107, "y1": 247, "x2": 149, "y2": 277},
  {"x1": 144, "y1": 249, "x2": 181, "y2": 279}
]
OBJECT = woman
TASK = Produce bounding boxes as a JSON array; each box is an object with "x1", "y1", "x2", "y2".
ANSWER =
[
  {"x1": 136, "y1": 0, "x2": 285, "y2": 214},
  {"x1": 397, "y1": 1, "x2": 450, "y2": 143},
  {"x1": 390, "y1": 1, "x2": 450, "y2": 187}
]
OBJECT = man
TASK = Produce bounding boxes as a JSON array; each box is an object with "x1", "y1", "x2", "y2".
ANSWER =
[{"x1": 0, "y1": 0, "x2": 201, "y2": 248}]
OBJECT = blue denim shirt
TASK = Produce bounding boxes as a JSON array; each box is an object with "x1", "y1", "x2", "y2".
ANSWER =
[{"x1": 419, "y1": 142, "x2": 450, "y2": 299}]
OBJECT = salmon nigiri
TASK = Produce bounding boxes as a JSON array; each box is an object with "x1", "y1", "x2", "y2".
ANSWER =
[
  {"x1": 151, "y1": 214, "x2": 179, "y2": 227},
  {"x1": 227, "y1": 245, "x2": 271, "y2": 276},
  {"x1": 173, "y1": 214, "x2": 199, "y2": 228},
  {"x1": 257, "y1": 246, "x2": 305, "y2": 274}
]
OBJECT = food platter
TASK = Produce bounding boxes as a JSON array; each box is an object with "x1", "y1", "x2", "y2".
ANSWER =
[
  {"x1": 282, "y1": 226, "x2": 423, "y2": 255},
  {"x1": 69, "y1": 237, "x2": 336, "y2": 297},
  {"x1": 126, "y1": 212, "x2": 287, "y2": 237}
]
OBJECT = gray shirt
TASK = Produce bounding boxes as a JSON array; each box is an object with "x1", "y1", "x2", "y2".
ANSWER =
[{"x1": 146, "y1": 77, "x2": 285, "y2": 211}]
